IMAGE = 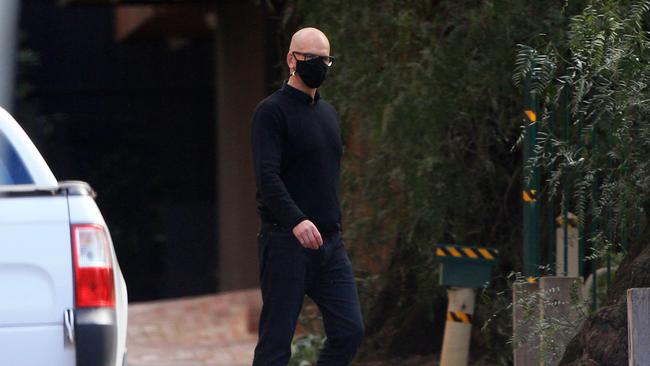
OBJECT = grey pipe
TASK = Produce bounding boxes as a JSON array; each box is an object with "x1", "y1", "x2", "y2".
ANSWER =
[{"x1": 0, "y1": 0, "x2": 20, "y2": 112}]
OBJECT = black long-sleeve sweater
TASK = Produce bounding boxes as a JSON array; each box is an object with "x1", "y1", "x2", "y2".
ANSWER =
[{"x1": 251, "y1": 83, "x2": 343, "y2": 233}]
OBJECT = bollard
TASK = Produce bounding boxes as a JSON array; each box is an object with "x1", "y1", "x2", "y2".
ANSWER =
[
  {"x1": 513, "y1": 281, "x2": 540, "y2": 366},
  {"x1": 627, "y1": 288, "x2": 650, "y2": 366},
  {"x1": 555, "y1": 213, "x2": 579, "y2": 277},
  {"x1": 440, "y1": 288, "x2": 475, "y2": 366},
  {"x1": 434, "y1": 244, "x2": 498, "y2": 366}
]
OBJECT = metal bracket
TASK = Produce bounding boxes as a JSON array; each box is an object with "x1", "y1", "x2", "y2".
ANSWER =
[{"x1": 64, "y1": 308, "x2": 75, "y2": 345}]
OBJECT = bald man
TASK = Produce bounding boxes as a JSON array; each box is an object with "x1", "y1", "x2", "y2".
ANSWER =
[{"x1": 250, "y1": 28, "x2": 364, "y2": 365}]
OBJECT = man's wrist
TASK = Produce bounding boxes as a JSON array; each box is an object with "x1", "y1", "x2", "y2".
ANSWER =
[{"x1": 291, "y1": 216, "x2": 309, "y2": 230}]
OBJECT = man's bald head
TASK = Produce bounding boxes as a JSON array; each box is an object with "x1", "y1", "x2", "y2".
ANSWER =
[
  {"x1": 286, "y1": 27, "x2": 332, "y2": 92},
  {"x1": 289, "y1": 27, "x2": 330, "y2": 55}
]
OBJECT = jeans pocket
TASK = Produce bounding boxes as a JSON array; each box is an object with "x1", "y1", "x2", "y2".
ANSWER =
[
  {"x1": 257, "y1": 232, "x2": 269, "y2": 281},
  {"x1": 265, "y1": 232, "x2": 304, "y2": 280},
  {"x1": 329, "y1": 246, "x2": 354, "y2": 284}
]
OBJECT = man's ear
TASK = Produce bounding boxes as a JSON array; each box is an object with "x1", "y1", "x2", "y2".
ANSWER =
[{"x1": 286, "y1": 52, "x2": 295, "y2": 73}]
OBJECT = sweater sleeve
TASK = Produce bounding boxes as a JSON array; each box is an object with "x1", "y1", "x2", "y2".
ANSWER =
[{"x1": 251, "y1": 101, "x2": 308, "y2": 228}]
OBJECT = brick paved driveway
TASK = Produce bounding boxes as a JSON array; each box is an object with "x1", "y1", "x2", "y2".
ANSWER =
[{"x1": 127, "y1": 289, "x2": 262, "y2": 366}]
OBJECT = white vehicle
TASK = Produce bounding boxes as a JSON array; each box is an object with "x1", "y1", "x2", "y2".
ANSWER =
[{"x1": 0, "y1": 107, "x2": 128, "y2": 366}]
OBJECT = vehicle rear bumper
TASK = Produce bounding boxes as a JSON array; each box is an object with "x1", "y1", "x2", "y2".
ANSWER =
[{"x1": 75, "y1": 308, "x2": 117, "y2": 366}]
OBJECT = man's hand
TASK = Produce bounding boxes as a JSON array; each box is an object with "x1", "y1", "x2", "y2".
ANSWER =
[{"x1": 292, "y1": 220, "x2": 323, "y2": 249}]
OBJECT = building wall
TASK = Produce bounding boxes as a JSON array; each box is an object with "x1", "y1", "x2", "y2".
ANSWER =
[
  {"x1": 215, "y1": 0, "x2": 267, "y2": 291},
  {"x1": 110, "y1": 0, "x2": 276, "y2": 292}
]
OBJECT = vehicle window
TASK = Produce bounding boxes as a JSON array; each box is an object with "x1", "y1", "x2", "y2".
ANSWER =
[{"x1": 0, "y1": 131, "x2": 33, "y2": 185}]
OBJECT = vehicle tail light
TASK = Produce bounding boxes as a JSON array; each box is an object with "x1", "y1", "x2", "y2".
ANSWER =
[{"x1": 72, "y1": 224, "x2": 115, "y2": 308}]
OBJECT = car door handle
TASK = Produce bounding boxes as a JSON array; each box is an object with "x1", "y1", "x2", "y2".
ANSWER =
[{"x1": 64, "y1": 308, "x2": 75, "y2": 345}]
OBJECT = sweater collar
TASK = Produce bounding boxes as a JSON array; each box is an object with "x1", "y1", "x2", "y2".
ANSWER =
[{"x1": 282, "y1": 82, "x2": 320, "y2": 105}]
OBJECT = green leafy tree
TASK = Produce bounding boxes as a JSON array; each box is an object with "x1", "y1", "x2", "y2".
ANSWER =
[{"x1": 514, "y1": 0, "x2": 650, "y2": 261}]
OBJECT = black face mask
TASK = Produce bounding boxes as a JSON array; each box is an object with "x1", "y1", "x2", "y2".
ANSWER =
[{"x1": 295, "y1": 57, "x2": 328, "y2": 89}]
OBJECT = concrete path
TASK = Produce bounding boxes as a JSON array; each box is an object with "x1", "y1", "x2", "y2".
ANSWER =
[{"x1": 127, "y1": 289, "x2": 262, "y2": 366}]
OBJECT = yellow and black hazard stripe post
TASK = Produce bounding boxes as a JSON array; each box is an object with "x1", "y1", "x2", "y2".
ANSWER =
[
  {"x1": 440, "y1": 288, "x2": 475, "y2": 366},
  {"x1": 434, "y1": 244, "x2": 499, "y2": 366},
  {"x1": 447, "y1": 310, "x2": 472, "y2": 324}
]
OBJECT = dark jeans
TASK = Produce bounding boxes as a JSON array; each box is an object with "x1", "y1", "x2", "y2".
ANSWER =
[{"x1": 252, "y1": 229, "x2": 364, "y2": 366}]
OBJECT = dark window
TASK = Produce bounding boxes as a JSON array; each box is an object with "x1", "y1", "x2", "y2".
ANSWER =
[{"x1": 0, "y1": 132, "x2": 33, "y2": 185}]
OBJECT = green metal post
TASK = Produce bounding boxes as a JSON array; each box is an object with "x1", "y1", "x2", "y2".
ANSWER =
[
  {"x1": 577, "y1": 99, "x2": 585, "y2": 278},
  {"x1": 523, "y1": 69, "x2": 541, "y2": 277},
  {"x1": 606, "y1": 159, "x2": 612, "y2": 291},
  {"x1": 622, "y1": 221, "x2": 629, "y2": 249},
  {"x1": 591, "y1": 127, "x2": 599, "y2": 310},
  {"x1": 606, "y1": 247, "x2": 611, "y2": 290},
  {"x1": 605, "y1": 176, "x2": 611, "y2": 293},
  {"x1": 560, "y1": 87, "x2": 570, "y2": 276},
  {"x1": 547, "y1": 109, "x2": 556, "y2": 275}
]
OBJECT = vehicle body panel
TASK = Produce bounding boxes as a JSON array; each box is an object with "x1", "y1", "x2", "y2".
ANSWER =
[
  {"x1": 0, "y1": 196, "x2": 73, "y2": 325},
  {"x1": 0, "y1": 107, "x2": 128, "y2": 366},
  {"x1": 0, "y1": 195, "x2": 76, "y2": 364},
  {"x1": 0, "y1": 325, "x2": 75, "y2": 366}
]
